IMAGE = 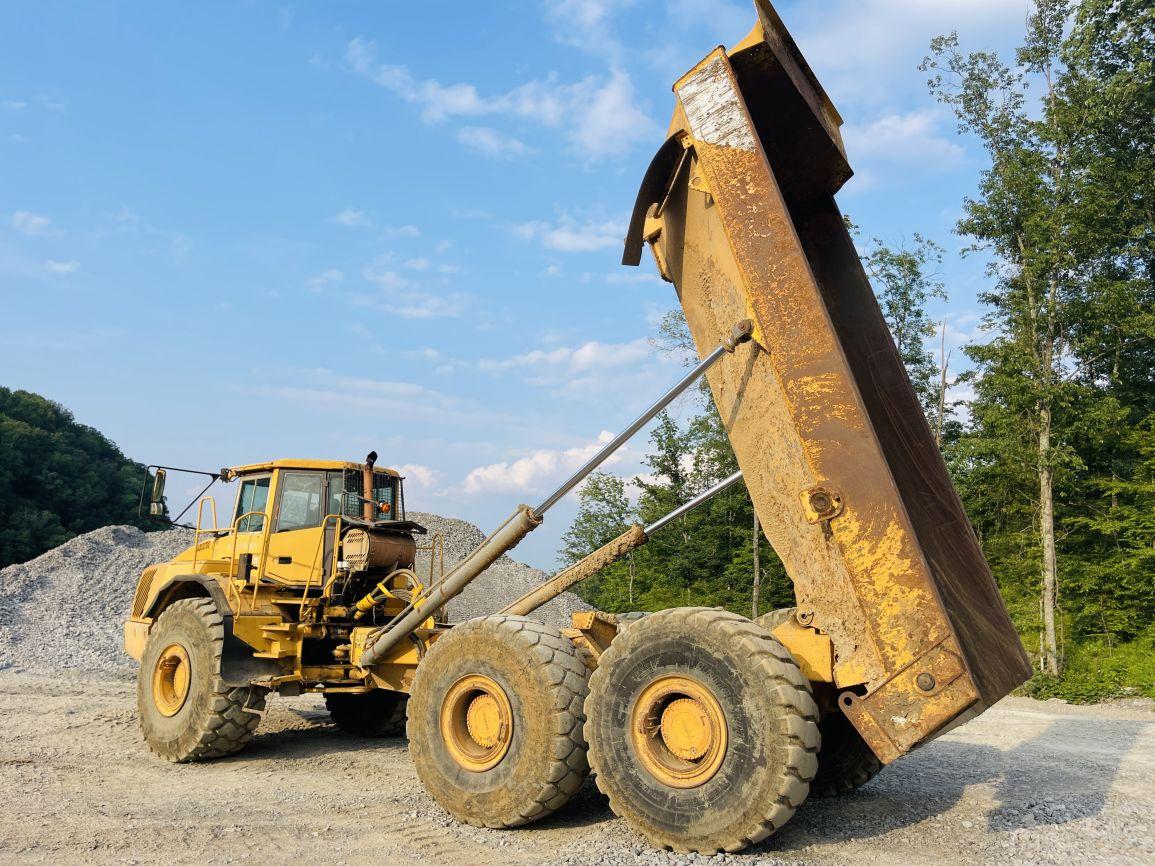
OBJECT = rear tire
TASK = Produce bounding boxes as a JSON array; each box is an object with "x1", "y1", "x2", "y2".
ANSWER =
[
  {"x1": 137, "y1": 597, "x2": 266, "y2": 762},
  {"x1": 811, "y1": 709, "x2": 884, "y2": 797},
  {"x1": 326, "y1": 690, "x2": 408, "y2": 737},
  {"x1": 756, "y1": 607, "x2": 884, "y2": 796},
  {"x1": 585, "y1": 607, "x2": 819, "y2": 854},
  {"x1": 407, "y1": 616, "x2": 590, "y2": 828}
]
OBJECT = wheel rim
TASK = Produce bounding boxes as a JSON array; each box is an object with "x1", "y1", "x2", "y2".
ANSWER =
[
  {"x1": 440, "y1": 674, "x2": 513, "y2": 772},
  {"x1": 630, "y1": 675, "x2": 727, "y2": 788},
  {"x1": 152, "y1": 643, "x2": 191, "y2": 717}
]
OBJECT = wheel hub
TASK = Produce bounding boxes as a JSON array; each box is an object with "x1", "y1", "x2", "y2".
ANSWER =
[
  {"x1": 631, "y1": 675, "x2": 727, "y2": 788},
  {"x1": 152, "y1": 643, "x2": 191, "y2": 717},
  {"x1": 440, "y1": 674, "x2": 513, "y2": 772}
]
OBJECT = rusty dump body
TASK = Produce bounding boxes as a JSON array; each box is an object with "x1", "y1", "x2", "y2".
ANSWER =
[{"x1": 625, "y1": 0, "x2": 1031, "y2": 763}]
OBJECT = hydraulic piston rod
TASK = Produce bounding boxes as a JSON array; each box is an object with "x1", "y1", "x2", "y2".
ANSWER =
[
  {"x1": 501, "y1": 470, "x2": 745, "y2": 618},
  {"x1": 355, "y1": 321, "x2": 753, "y2": 668},
  {"x1": 534, "y1": 320, "x2": 752, "y2": 516}
]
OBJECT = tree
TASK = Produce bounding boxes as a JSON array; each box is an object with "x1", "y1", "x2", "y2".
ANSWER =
[
  {"x1": 922, "y1": 0, "x2": 1080, "y2": 674},
  {"x1": 0, "y1": 388, "x2": 158, "y2": 569},
  {"x1": 863, "y1": 233, "x2": 949, "y2": 418}
]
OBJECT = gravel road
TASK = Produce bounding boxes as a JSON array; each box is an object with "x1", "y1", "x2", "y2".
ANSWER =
[{"x1": 1, "y1": 670, "x2": 1150, "y2": 865}]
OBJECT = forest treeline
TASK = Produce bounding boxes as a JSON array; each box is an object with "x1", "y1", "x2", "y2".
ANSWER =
[{"x1": 562, "y1": 0, "x2": 1154, "y2": 701}]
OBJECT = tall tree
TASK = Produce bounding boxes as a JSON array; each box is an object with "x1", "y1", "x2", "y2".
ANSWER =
[
  {"x1": 863, "y1": 234, "x2": 949, "y2": 419},
  {"x1": 922, "y1": 0, "x2": 1077, "y2": 673}
]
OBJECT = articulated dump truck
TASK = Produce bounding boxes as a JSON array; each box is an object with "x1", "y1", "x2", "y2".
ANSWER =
[{"x1": 125, "y1": 0, "x2": 1030, "y2": 854}]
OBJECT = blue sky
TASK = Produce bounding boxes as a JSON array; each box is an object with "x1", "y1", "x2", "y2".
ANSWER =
[{"x1": 0, "y1": 0, "x2": 1029, "y2": 568}]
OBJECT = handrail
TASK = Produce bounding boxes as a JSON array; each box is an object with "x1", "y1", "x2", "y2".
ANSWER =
[
  {"x1": 191, "y1": 496, "x2": 221, "y2": 572},
  {"x1": 298, "y1": 514, "x2": 343, "y2": 618}
]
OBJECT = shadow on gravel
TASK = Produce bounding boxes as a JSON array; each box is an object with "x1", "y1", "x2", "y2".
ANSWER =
[{"x1": 742, "y1": 714, "x2": 1150, "y2": 857}]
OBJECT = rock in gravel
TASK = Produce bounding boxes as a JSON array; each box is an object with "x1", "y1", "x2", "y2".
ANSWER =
[{"x1": 0, "y1": 513, "x2": 587, "y2": 679}]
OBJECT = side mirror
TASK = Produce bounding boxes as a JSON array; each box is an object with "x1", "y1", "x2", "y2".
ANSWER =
[{"x1": 150, "y1": 469, "x2": 167, "y2": 516}]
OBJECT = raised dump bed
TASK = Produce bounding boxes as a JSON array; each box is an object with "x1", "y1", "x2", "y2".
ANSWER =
[{"x1": 623, "y1": 0, "x2": 1032, "y2": 762}]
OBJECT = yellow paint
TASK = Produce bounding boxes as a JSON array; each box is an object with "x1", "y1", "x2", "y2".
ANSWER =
[
  {"x1": 631, "y1": 675, "x2": 728, "y2": 789},
  {"x1": 151, "y1": 643, "x2": 190, "y2": 717},
  {"x1": 440, "y1": 674, "x2": 514, "y2": 773}
]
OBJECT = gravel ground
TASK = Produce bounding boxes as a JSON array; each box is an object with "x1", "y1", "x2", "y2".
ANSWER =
[
  {"x1": 0, "y1": 671, "x2": 1150, "y2": 865},
  {"x1": 0, "y1": 524, "x2": 1150, "y2": 863}
]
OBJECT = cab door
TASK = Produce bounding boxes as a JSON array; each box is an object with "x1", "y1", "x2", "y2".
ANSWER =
[
  {"x1": 264, "y1": 471, "x2": 327, "y2": 586},
  {"x1": 226, "y1": 474, "x2": 271, "y2": 566}
]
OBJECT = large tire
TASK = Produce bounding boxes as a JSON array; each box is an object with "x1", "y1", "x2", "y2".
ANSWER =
[
  {"x1": 326, "y1": 690, "x2": 408, "y2": 737},
  {"x1": 755, "y1": 607, "x2": 884, "y2": 797},
  {"x1": 406, "y1": 616, "x2": 589, "y2": 828},
  {"x1": 137, "y1": 597, "x2": 266, "y2": 762},
  {"x1": 585, "y1": 607, "x2": 820, "y2": 854},
  {"x1": 810, "y1": 709, "x2": 884, "y2": 797},
  {"x1": 754, "y1": 607, "x2": 797, "y2": 632}
]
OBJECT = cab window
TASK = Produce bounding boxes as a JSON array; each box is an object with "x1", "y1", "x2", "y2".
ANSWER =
[
  {"x1": 276, "y1": 472, "x2": 323, "y2": 532},
  {"x1": 234, "y1": 477, "x2": 270, "y2": 533}
]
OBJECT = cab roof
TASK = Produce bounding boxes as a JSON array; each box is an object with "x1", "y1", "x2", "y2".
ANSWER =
[{"x1": 225, "y1": 459, "x2": 401, "y2": 478}]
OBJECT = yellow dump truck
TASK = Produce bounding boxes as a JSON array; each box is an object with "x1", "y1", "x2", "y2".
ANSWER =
[{"x1": 126, "y1": 1, "x2": 1031, "y2": 853}]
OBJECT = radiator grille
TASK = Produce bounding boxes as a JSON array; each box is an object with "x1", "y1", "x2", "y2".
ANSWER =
[{"x1": 131, "y1": 566, "x2": 159, "y2": 618}]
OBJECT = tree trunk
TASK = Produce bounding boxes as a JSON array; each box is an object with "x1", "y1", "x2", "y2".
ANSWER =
[
  {"x1": 1038, "y1": 402, "x2": 1060, "y2": 675},
  {"x1": 935, "y1": 319, "x2": 948, "y2": 447},
  {"x1": 751, "y1": 512, "x2": 761, "y2": 619}
]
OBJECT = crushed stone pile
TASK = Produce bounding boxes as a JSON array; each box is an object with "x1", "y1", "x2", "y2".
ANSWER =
[
  {"x1": 0, "y1": 513, "x2": 587, "y2": 680},
  {"x1": 0, "y1": 525, "x2": 194, "y2": 677}
]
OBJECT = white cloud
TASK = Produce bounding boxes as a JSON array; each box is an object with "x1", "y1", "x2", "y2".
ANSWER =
[
  {"x1": 2, "y1": 100, "x2": 26, "y2": 110},
  {"x1": 43, "y1": 259, "x2": 78, "y2": 274},
  {"x1": 257, "y1": 369, "x2": 459, "y2": 414},
  {"x1": 513, "y1": 215, "x2": 624, "y2": 253},
  {"x1": 787, "y1": 0, "x2": 1025, "y2": 107},
  {"x1": 395, "y1": 463, "x2": 445, "y2": 490},
  {"x1": 353, "y1": 254, "x2": 470, "y2": 318},
  {"x1": 332, "y1": 208, "x2": 371, "y2": 228},
  {"x1": 842, "y1": 108, "x2": 964, "y2": 164},
  {"x1": 403, "y1": 257, "x2": 429, "y2": 271},
  {"x1": 306, "y1": 268, "x2": 343, "y2": 292},
  {"x1": 345, "y1": 38, "x2": 656, "y2": 158},
  {"x1": 457, "y1": 125, "x2": 531, "y2": 159},
  {"x1": 10, "y1": 211, "x2": 53, "y2": 236},
  {"x1": 480, "y1": 338, "x2": 652, "y2": 375},
  {"x1": 462, "y1": 430, "x2": 620, "y2": 494},
  {"x1": 382, "y1": 224, "x2": 421, "y2": 238}
]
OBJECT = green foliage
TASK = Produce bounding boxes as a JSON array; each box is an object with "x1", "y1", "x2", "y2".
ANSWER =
[
  {"x1": 0, "y1": 387, "x2": 157, "y2": 568},
  {"x1": 862, "y1": 232, "x2": 948, "y2": 417},
  {"x1": 566, "y1": 407, "x2": 791, "y2": 619}
]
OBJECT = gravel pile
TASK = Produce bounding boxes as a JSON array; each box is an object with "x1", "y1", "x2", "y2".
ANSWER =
[
  {"x1": 409, "y1": 511, "x2": 589, "y2": 629},
  {"x1": 0, "y1": 513, "x2": 587, "y2": 679},
  {"x1": 0, "y1": 525, "x2": 194, "y2": 677}
]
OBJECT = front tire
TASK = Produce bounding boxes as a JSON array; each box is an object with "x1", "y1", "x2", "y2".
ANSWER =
[
  {"x1": 407, "y1": 616, "x2": 590, "y2": 828},
  {"x1": 585, "y1": 607, "x2": 820, "y2": 854},
  {"x1": 137, "y1": 597, "x2": 266, "y2": 762}
]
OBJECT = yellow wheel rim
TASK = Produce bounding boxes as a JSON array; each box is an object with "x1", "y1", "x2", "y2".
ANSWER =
[
  {"x1": 440, "y1": 674, "x2": 513, "y2": 772},
  {"x1": 152, "y1": 643, "x2": 191, "y2": 717},
  {"x1": 630, "y1": 675, "x2": 727, "y2": 788}
]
